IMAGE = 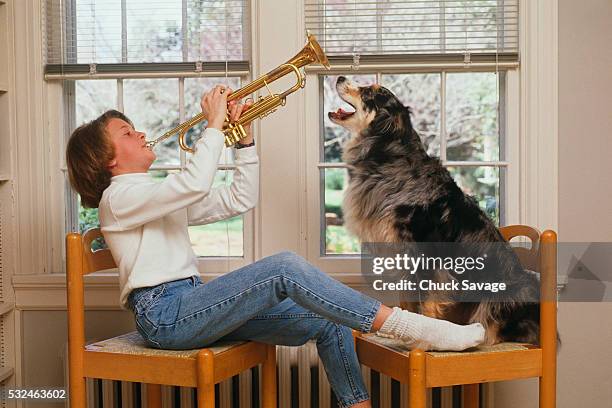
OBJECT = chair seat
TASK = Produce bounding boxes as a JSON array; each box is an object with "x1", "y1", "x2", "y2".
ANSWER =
[
  {"x1": 356, "y1": 333, "x2": 542, "y2": 387},
  {"x1": 82, "y1": 331, "x2": 267, "y2": 387},
  {"x1": 85, "y1": 331, "x2": 249, "y2": 359},
  {"x1": 361, "y1": 333, "x2": 531, "y2": 356}
]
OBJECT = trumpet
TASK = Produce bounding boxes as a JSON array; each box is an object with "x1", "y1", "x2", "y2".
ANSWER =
[{"x1": 145, "y1": 33, "x2": 330, "y2": 153}]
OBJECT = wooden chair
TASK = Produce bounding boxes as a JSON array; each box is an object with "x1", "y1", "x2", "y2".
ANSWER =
[
  {"x1": 66, "y1": 228, "x2": 277, "y2": 408},
  {"x1": 353, "y1": 225, "x2": 557, "y2": 408}
]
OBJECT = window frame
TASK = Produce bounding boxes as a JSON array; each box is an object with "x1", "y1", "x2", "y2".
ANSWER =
[
  {"x1": 60, "y1": 73, "x2": 256, "y2": 273},
  {"x1": 53, "y1": 0, "x2": 256, "y2": 273},
  {"x1": 304, "y1": 65, "x2": 520, "y2": 273}
]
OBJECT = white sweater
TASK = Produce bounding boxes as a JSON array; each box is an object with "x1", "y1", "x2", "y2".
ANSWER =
[{"x1": 98, "y1": 128, "x2": 259, "y2": 310}]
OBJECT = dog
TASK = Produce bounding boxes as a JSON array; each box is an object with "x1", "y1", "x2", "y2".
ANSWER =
[{"x1": 328, "y1": 76, "x2": 543, "y2": 345}]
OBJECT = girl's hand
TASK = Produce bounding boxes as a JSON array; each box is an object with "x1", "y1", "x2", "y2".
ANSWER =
[
  {"x1": 228, "y1": 98, "x2": 255, "y2": 144},
  {"x1": 201, "y1": 85, "x2": 232, "y2": 130}
]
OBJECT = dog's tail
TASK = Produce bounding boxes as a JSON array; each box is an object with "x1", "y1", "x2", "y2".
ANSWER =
[{"x1": 497, "y1": 302, "x2": 540, "y2": 344}]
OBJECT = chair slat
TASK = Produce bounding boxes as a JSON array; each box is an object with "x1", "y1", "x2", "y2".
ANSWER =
[
  {"x1": 82, "y1": 228, "x2": 116, "y2": 274},
  {"x1": 500, "y1": 224, "x2": 541, "y2": 272},
  {"x1": 424, "y1": 348, "x2": 543, "y2": 387}
]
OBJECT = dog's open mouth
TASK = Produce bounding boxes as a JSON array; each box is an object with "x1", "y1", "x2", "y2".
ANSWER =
[{"x1": 328, "y1": 106, "x2": 355, "y2": 121}]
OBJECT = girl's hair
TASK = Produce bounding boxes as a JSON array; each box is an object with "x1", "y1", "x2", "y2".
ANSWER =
[{"x1": 66, "y1": 110, "x2": 133, "y2": 208}]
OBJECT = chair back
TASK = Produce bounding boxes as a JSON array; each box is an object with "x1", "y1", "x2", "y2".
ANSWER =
[
  {"x1": 498, "y1": 225, "x2": 541, "y2": 272},
  {"x1": 498, "y1": 225, "x2": 557, "y2": 303},
  {"x1": 65, "y1": 228, "x2": 117, "y2": 403},
  {"x1": 499, "y1": 224, "x2": 557, "y2": 384},
  {"x1": 83, "y1": 228, "x2": 116, "y2": 273}
]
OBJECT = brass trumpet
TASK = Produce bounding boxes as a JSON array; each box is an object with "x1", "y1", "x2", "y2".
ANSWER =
[{"x1": 145, "y1": 33, "x2": 330, "y2": 153}]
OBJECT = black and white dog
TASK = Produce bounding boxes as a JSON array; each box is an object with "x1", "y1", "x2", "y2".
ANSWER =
[{"x1": 329, "y1": 76, "x2": 542, "y2": 345}]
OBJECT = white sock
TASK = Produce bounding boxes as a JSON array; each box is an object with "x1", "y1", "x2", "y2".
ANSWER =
[{"x1": 376, "y1": 306, "x2": 485, "y2": 351}]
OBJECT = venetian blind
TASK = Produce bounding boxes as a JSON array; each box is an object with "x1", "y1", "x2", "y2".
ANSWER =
[
  {"x1": 43, "y1": 0, "x2": 250, "y2": 77},
  {"x1": 304, "y1": 0, "x2": 519, "y2": 63}
]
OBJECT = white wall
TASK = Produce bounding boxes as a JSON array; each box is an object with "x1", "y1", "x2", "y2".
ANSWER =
[
  {"x1": 556, "y1": 0, "x2": 612, "y2": 405},
  {"x1": 496, "y1": 1, "x2": 612, "y2": 407}
]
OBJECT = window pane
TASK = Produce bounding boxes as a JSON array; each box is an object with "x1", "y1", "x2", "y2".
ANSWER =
[
  {"x1": 55, "y1": 0, "x2": 249, "y2": 64},
  {"x1": 446, "y1": 72, "x2": 500, "y2": 161},
  {"x1": 186, "y1": 1, "x2": 249, "y2": 61},
  {"x1": 74, "y1": 79, "x2": 116, "y2": 237},
  {"x1": 78, "y1": 198, "x2": 108, "y2": 250},
  {"x1": 124, "y1": 78, "x2": 180, "y2": 166},
  {"x1": 75, "y1": 0, "x2": 122, "y2": 63},
  {"x1": 126, "y1": 0, "x2": 183, "y2": 62},
  {"x1": 75, "y1": 80, "x2": 117, "y2": 123},
  {"x1": 184, "y1": 77, "x2": 241, "y2": 165},
  {"x1": 141, "y1": 169, "x2": 244, "y2": 257},
  {"x1": 189, "y1": 171, "x2": 244, "y2": 257},
  {"x1": 322, "y1": 74, "x2": 377, "y2": 163},
  {"x1": 321, "y1": 165, "x2": 502, "y2": 254},
  {"x1": 447, "y1": 166, "x2": 502, "y2": 225},
  {"x1": 78, "y1": 200, "x2": 100, "y2": 232},
  {"x1": 380, "y1": 73, "x2": 441, "y2": 156},
  {"x1": 322, "y1": 168, "x2": 360, "y2": 255}
]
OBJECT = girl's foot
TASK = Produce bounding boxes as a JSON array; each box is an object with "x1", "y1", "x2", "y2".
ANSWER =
[{"x1": 377, "y1": 306, "x2": 485, "y2": 351}]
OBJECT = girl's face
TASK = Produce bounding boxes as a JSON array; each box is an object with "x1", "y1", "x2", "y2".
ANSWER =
[{"x1": 105, "y1": 118, "x2": 156, "y2": 175}]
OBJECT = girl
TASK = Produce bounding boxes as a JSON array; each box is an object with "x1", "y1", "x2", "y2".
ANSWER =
[{"x1": 66, "y1": 85, "x2": 484, "y2": 408}]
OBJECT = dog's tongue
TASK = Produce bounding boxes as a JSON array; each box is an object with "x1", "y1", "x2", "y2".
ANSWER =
[{"x1": 335, "y1": 107, "x2": 354, "y2": 118}]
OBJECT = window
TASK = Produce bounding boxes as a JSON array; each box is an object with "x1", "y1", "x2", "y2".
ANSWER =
[
  {"x1": 304, "y1": 0, "x2": 519, "y2": 270},
  {"x1": 45, "y1": 0, "x2": 252, "y2": 262},
  {"x1": 319, "y1": 72, "x2": 507, "y2": 255}
]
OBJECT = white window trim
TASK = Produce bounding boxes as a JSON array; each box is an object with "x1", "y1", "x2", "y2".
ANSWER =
[{"x1": 518, "y1": 0, "x2": 559, "y2": 234}]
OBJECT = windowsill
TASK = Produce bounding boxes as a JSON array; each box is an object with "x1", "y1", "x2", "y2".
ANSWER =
[
  {"x1": 12, "y1": 272, "x2": 119, "y2": 288},
  {"x1": 11, "y1": 271, "x2": 371, "y2": 310},
  {"x1": 12, "y1": 271, "x2": 370, "y2": 287}
]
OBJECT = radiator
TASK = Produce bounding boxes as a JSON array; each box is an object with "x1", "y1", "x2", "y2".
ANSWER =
[{"x1": 65, "y1": 341, "x2": 489, "y2": 408}]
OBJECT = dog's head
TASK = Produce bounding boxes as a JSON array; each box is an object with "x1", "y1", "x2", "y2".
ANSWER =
[{"x1": 328, "y1": 76, "x2": 413, "y2": 140}]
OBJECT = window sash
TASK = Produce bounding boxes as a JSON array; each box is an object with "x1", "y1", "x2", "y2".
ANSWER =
[
  {"x1": 63, "y1": 74, "x2": 255, "y2": 266},
  {"x1": 304, "y1": 0, "x2": 519, "y2": 57},
  {"x1": 306, "y1": 67, "x2": 519, "y2": 272},
  {"x1": 43, "y1": 0, "x2": 251, "y2": 79}
]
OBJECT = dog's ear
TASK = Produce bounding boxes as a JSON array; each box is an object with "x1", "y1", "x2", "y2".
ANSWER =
[
  {"x1": 374, "y1": 92, "x2": 389, "y2": 109},
  {"x1": 370, "y1": 107, "x2": 396, "y2": 135}
]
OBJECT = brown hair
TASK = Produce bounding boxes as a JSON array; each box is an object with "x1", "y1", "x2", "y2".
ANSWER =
[{"x1": 66, "y1": 110, "x2": 133, "y2": 208}]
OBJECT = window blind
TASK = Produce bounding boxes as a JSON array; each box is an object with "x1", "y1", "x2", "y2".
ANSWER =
[
  {"x1": 43, "y1": 0, "x2": 250, "y2": 78},
  {"x1": 304, "y1": 0, "x2": 519, "y2": 63}
]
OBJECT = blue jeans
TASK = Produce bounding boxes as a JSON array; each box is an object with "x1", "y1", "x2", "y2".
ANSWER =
[{"x1": 127, "y1": 251, "x2": 382, "y2": 408}]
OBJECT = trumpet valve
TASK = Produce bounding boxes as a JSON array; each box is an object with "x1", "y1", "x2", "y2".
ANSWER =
[{"x1": 223, "y1": 122, "x2": 248, "y2": 147}]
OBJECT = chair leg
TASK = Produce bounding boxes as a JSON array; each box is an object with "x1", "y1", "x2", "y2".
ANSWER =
[
  {"x1": 539, "y1": 375, "x2": 556, "y2": 408},
  {"x1": 68, "y1": 375, "x2": 87, "y2": 408},
  {"x1": 146, "y1": 383, "x2": 163, "y2": 408},
  {"x1": 261, "y1": 344, "x2": 277, "y2": 408},
  {"x1": 197, "y1": 350, "x2": 216, "y2": 408},
  {"x1": 462, "y1": 384, "x2": 479, "y2": 408},
  {"x1": 409, "y1": 350, "x2": 426, "y2": 408}
]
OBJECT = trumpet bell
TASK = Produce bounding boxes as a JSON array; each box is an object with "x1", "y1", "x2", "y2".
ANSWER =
[{"x1": 305, "y1": 33, "x2": 330, "y2": 69}]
